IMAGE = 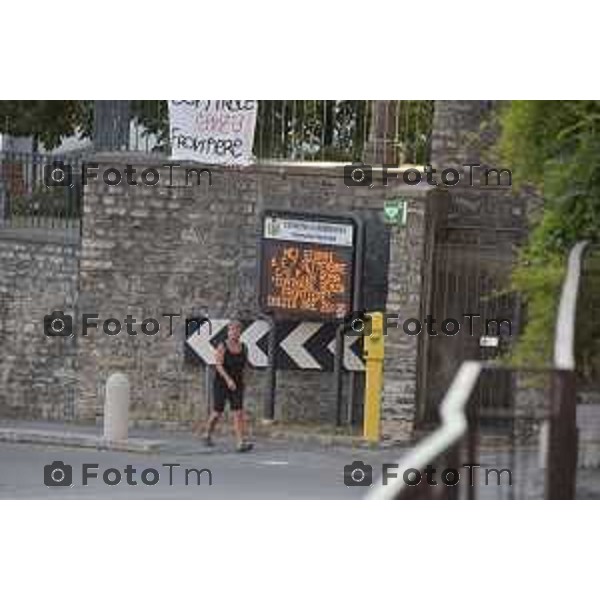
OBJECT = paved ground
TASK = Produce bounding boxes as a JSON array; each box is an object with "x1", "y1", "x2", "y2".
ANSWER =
[
  {"x1": 0, "y1": 437, "x2": 409, "y2": 499},
  {"x1": 1, "y1": 421, "x2": 598, "y2": 499}
]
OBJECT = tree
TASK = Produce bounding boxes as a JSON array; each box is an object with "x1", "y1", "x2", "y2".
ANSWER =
[
  {"x1": 0, "y1": 100, "x2": 163, "y2": 151},
  {"x1": 0, "y1": 101, "x2": 90, "y2": 150},
  {"x1": 497, "y1": 101, "x2": 600, "y2": 366}
]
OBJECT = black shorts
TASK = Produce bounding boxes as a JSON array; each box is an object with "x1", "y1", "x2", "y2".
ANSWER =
[{"x1": 213, "y1": 384, "x2": 244, "y2": 413}]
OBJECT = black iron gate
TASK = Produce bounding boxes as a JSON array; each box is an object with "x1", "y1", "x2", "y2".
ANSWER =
[{"x1": 418, "y1": 226, "x2": 522, "y2": 427}]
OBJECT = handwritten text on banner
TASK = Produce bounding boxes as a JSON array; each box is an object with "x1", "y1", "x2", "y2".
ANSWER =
[{"x1": 169, "y1": 100, "x2": 258, "y2": 166}]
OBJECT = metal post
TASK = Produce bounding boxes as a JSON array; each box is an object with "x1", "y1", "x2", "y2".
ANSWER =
[
  {"x1": 445, "y1": 447, "x2": 461, "y2": 500},
  {"x1": 363, "y1": 312, "x2": 384, "y2": 443},
  {"x1": 264, "y1": 316, "x2": 277, "y2": 422},
  {"x1": 545, "y1": 370, "x2": 578, "y2": 499},
  {"x1": 348, "y1": 216, "x2": 365, "y2": 426},
  {"x1": 205, "y1": 366, "x2": 214, "y2": 420},
  {"x1": 347, "y1": 372, "x2": 356, "y2": 427},
  {"x1": 466, "y1": 378, "x2": 480, "y2": 500},
  {"x1": 334, "y1": 323, "x2": 345, "y2": 426}
]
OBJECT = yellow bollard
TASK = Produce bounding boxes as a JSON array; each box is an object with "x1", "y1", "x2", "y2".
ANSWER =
[{"x1": 363, "y1": 312, "x2": 384, "y2": 442}]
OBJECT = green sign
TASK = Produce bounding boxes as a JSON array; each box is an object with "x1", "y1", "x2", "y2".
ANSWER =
[{"x1": 383, "y1": 198, "x2": 407, "y2": 226}]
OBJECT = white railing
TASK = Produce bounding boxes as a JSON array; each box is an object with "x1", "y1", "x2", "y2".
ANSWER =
[
  {"x1": 554, "y1": 241, "x2": 589, "y2": 370},
  {"x1": 366, "y1": 361, "x2": 483, "y2": 500}
]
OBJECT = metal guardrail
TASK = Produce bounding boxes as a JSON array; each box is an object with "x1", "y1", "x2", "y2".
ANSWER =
[
  {"x1": 367, "y1": 240, "x2": 591, "y2": 500},
  {"x1": 554, "y1": 241, "x2": 589, "y2": 370},
  {"x1": 367, "y1": 361, "x2": 483, "y2": 500},
  {"x1": 545, "y1": 240, "x2": 590, "y2": 498}
]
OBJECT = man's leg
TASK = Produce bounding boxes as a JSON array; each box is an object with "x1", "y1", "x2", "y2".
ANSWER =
[
  {"x1": 192, "y1": 413, "x2": 209, "y2": 435},
  {"x1": 230, "y1": 389, "x2": 252, "y2": 451},
  {"x1": 203, "y1": 391, "x2": 225, "y2": 445},
  {"x1": 198, "y1": 411, "x2": 221, "y2": 446},
  {"x1": 232, "y1": 409, "x2": 245, "y2": 446},
  {"x1": 232, "y1": 403, "x2": 253, "y2": 452},
  {"x1": 205, "y1": 411, "x2": 221, "y2": 440}
]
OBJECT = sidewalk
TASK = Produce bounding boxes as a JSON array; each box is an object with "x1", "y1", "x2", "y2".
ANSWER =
[
  {"x1": 0, "y1": 420, "x2": 165, "y2": 454},
  {"x1": 0, "y1": 419, "x2": 389, "y2": 455}
]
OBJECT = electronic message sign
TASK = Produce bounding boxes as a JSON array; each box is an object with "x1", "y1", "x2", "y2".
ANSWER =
[{"x1": 259, "y1": 212, "x2": 358, "y2": 320}]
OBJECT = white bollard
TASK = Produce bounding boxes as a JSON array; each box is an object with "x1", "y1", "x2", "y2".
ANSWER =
[{"x1": 104, "y1": 372, "x2": 130, "y2": 443}]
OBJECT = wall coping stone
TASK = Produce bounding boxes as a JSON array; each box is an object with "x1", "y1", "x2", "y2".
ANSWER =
[
  {"x1": 0, "y1": 227, "x2": 80, "y2": 246},
  {"x1": 85, "y1": 152, "x2": 435, "y2": 194}
]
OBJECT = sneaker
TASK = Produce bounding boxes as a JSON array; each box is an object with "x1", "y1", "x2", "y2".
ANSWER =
[
  {"x1": 236, "y1": 441, "x2": 254, "y2": 452},
  {"x1": 204, "y1": 435, "x2": 215, "y2": 447}
]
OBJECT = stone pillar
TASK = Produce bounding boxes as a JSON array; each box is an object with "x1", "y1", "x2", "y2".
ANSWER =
[
  {"x1": 430, "y1": 100, "x2": 495, "y2": 170},
  {"x1": 380, "y1": 186, "x2": 448, "y2": 442}
]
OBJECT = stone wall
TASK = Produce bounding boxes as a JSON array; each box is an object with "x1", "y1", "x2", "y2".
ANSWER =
[
  {"x1": 0, "y1": 102, "x2": 533, "y2": 441},
  {"x1": 0, "y1": 228, "x2": 80, "y2": 419},
  {"x1": 75, "y1": 156, "x2": 435, "y2": 434}
]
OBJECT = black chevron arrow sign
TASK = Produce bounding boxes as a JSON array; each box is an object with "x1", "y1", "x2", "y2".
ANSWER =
[{"x1": 185, "y1": 318, "x2": 364, "y2": 372}]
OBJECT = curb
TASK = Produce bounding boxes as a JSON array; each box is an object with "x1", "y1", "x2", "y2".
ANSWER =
[
  {"x1": 0, "y1": 428, "x2": 164, "y2": 454},
  {"x1": 252, "y1": 427, "x2": 410, "y2": 451},
  {"x1": 0, "y1": 426, "x2": 411, "y2": 454}
]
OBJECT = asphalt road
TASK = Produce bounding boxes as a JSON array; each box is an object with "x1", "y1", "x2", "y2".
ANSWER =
[{"x1": 0, "y1": 440, "x2": 408, "y2": 499}]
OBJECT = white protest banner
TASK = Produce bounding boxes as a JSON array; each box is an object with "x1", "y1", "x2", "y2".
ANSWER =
[{"x1": 169, "y1": 100, "x2": 258, "y2": 166}]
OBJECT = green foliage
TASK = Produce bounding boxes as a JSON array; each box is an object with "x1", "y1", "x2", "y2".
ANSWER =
[
  {"x1": 508, "y1": 245, "x2": 565, "y2": 367},
  {"x1": 576, "y1": 250, "x2": 600, "y2": 382},
  {"x1": 497, "y1": 101, "x2": 600, "y2": 366},
  {"x1": 0, "y1": 101, "x2": 89, "y2": 150},
  {"x1": 0, "y1": 100, "x2": 169, "y2": 150}
]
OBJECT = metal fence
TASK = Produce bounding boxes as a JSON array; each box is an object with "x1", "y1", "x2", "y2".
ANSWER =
[
  {"x1": 91, "y1": 100, "x2": 435, "y2": 164},
  {"x1": 253, "y1": 100, "x2": 433, "y2": 164},
  {"x1": 367, "y1": 241, "x2": 591, "y2": 500},
  {"x1": 0, "y1": 100, "x2": 434, "y2": 231},
  {"x1": 0, "y1": 150, "x2": 86, "y2": 229}
]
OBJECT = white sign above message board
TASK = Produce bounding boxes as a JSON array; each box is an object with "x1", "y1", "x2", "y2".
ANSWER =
[{"x1": 169, "y1": 100, "x2": 258, "y2": 166}]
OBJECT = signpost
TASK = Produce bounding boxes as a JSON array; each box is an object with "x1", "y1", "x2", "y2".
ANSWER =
[{"x1": 258, "y1": 210, "x2": 363, "y2": 422}]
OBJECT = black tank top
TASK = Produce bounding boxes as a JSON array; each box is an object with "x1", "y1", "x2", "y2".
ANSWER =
[{"x1": 218, "y1": 342, "x2": 247, "y2": 387}]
